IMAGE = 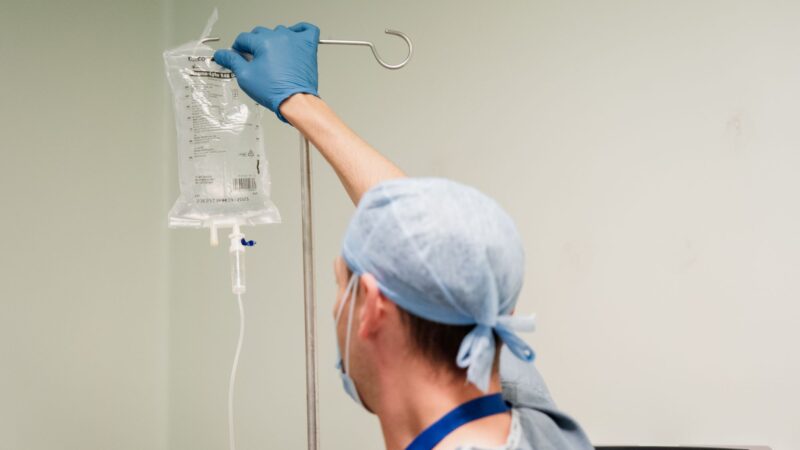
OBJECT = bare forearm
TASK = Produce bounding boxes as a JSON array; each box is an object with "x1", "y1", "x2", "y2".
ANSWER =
[{"x1": 280, "y1": 94, "x2": 406, "y2": 205}]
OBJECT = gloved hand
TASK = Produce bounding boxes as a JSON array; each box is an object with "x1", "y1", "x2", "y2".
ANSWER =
[{"x1": 214, "y1": 22, "x2": 320, "y2": 123}]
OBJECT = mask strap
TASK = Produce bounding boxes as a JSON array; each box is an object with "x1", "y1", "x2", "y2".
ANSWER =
[
  {"x1": 343, "y1": 274, "x2": 359, "y2": 375},
  {"x1": 335, "y1": 274, "x2": 359, "y2": 324}
]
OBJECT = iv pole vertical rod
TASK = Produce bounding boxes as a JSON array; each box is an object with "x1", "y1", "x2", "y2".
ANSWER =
[
  {"x1": 299, "y1": 133, "x2": 319, "y2": 450},
  {"x1": 297, "y1": 29, "x2": 412, "y2": 450}
]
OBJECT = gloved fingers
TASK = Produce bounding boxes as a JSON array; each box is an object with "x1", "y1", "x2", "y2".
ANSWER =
[
  {"x1": 274, "y1": 24, "x2": 288, "y2": 32},
  {"x1": 289, "y1": 22, "x2": 320, "y2": 40},
  {"x1": 232, "y1": 31, "x2": 262, "y2": 56},
  {"x1": 289, "y1": 22, "x2": 317, "y2": 33},
  {"x1": 213, "y1": 49, "x2": 248, "y2": 73},
  {"x1": 251, "y1": 25, "x2": 272, "y2": 34}
]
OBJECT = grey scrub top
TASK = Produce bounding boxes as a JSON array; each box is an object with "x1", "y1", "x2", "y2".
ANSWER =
[{"x1": 458, "y1": 346, "x2": 594, "y2": 450}]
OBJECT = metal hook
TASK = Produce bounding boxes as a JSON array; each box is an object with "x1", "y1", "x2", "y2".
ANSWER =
[
  {"x1": 319, "y1": 29, "x2": 413, "y2": 70},
  {"x1": 201, "y1": 30, "x2": 413, "y2": 70}
]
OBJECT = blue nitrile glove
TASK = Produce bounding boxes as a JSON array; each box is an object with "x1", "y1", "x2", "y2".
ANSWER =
[{"x1": 214, "y1": 22, "x2": 320, "y2": 124}]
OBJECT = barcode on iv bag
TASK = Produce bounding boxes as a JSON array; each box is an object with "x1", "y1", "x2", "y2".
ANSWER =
[{"x1": 233, "y1": 177, "x2": 257, "y2": 191}]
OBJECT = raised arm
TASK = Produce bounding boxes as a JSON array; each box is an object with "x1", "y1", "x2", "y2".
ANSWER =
[
  {"x1": 213, "y1": 22, "x2": 405, "y2": 206},
  {"x1": 281, "y1": 94, "x2": 405, "y2": 204}
]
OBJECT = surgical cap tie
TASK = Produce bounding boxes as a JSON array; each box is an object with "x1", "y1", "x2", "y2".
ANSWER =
[{"x1": 456, "y1": 314, "x2": 536, "y2": 393}]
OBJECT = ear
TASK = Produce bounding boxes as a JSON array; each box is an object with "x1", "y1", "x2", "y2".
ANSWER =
[{"x1": 356, "y1": 273, "x2": 391, "y2": 339}]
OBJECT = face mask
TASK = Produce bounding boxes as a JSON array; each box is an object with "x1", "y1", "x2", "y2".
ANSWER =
[{"x1": 334, "y1": 273, "x2": 364, "y2": 408}]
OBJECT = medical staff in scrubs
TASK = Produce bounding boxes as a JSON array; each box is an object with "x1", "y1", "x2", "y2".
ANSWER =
[{"x1": 215, "y1": 23, "x2": 594, "y2": 450}]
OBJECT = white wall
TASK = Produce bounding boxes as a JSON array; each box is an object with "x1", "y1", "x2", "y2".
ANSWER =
[
  {"x1": 167, "y1": 1, "x2": 800, "y2": 450},
  {"x1": 2, "y1": 1, "x2": 798, "y2": 450},
  {"x1": 432, "y1": 3, "x2": 800, "y2": 449},
  {"x1": 0, "y1": 1, "x2": 169, "y2": 449}
]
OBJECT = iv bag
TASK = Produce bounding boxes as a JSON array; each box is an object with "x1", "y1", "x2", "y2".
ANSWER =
[{"x1": 163, "y1": 32, "x2": 280, "y2": 229}]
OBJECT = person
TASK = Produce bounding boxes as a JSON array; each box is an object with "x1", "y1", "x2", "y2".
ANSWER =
[{"x1": 214, "y1": 23, "x2": 594, "y2": 450}]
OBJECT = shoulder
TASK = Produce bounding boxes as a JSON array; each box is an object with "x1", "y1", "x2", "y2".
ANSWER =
[
  {"x1": 510, "y1": 406, "x2": 594, "y2": 450},
  {"x1": 455, "y1": 408, "x2": 523, "y2": 450},
  {"x1": 499, "y1": 346, "x2": 556, "y2": 407},
  {"x1": 499, "y1": 347, "x2": 595, "y2": 450}
]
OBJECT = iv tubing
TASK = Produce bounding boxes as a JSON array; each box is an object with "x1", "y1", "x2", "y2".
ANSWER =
[
  {"x1": 229, "y1": 292, "x2": 245, "y2": 450},
  {"x1": 227, "y1": 224, "x2": 247, "y2": 450}
]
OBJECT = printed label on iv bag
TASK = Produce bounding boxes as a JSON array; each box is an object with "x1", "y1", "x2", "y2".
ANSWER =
[{"x1": 164, "y1": 43, "x2": 280, "y2": 228}]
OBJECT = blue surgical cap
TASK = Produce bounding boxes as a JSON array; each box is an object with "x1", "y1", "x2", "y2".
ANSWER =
[{"x1": 342, "y1": 177, "x2": 536, "y2": 392}]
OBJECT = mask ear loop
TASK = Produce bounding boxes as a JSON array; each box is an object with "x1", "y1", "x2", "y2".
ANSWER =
[
  {"x1": 343, "y1": 274, "x2": 360, "y2": 375},
  {"x1": 336, "y1": 273, "x2": 359, "y2": 324}
]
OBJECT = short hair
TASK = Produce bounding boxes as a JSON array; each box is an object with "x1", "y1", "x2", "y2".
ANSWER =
[
  {"x1": 343, "y1": 264, "x2": 503, "y2": 378},
  {"x1": 397, "y1": 307, "x2": 501, "y2": 378}
]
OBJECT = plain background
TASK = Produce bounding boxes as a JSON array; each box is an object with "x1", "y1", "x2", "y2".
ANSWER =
[{"x1": 1, "y1": 1, "x2": 798, "y2": 449}]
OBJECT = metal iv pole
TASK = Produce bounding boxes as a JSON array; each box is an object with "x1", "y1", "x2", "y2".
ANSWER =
[{"x1": 299, "y1": 29, "x2": 412, "y2": 450}]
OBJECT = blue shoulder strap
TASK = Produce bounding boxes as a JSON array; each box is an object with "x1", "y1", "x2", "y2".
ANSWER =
[{"x1": 406, "y1": 393, "x2": 511, "y2": 450}]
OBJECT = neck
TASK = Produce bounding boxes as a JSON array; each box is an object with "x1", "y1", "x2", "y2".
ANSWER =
[{"x1": 372, "y1": 360, "x2": 505, "y2": 450}]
